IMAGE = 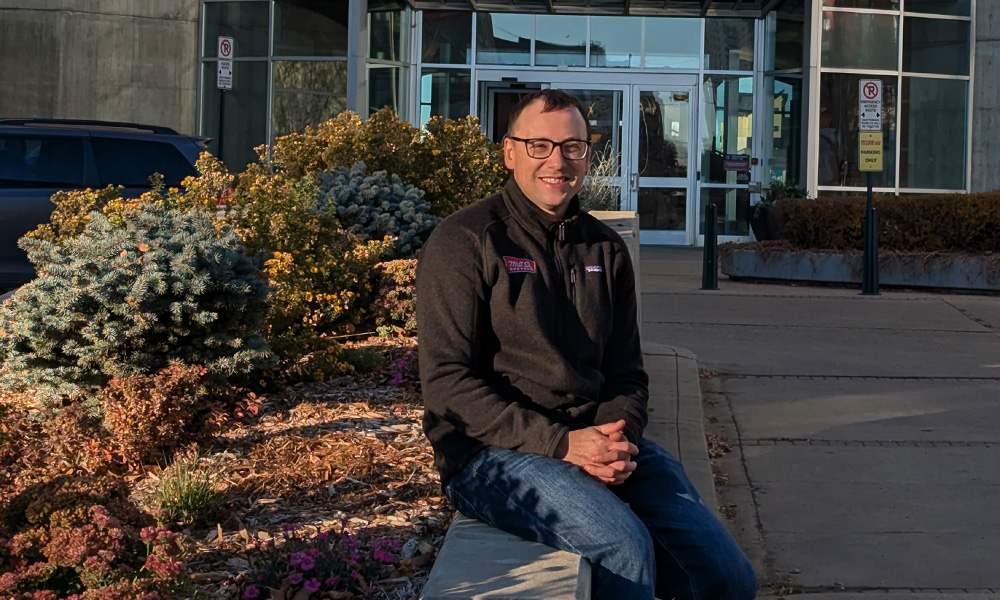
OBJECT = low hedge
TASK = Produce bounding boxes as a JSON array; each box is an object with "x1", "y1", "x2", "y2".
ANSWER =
[{"x1": 776, "y1": 191, "x2": 1000, "y2": 252}]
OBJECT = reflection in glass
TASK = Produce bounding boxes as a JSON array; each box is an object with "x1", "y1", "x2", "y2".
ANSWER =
[
  {"x1": 558, "y1": 90, "x2": 622, "y2": 177},
  {"x1": 590, "y1": 17, "x2": 640, "y2": 68},
  {"x1": 370, "y1": 10, "x2": 406, "y2": 61},
  {"x1": 638, "y1": 188, "x2": 687, "y2": 231},
  {"x1": 644, "y1": 18, "x2": 700, "y2": 69},
  {"x1": 476, "y1": 13, "x2": 531, "y2": 65},
  {"x1": 201, "y1": 62, "x2": 268, "y2": 172},
  {"x1": 637, "y1": 91, "x2": 689, "y2": 178},
  {"x1": 821, "y1": 11, "x2": 899, "y2": 70},
  {"x1": 272, "y1": 61, "x2": 348, "y2": 138},
  {"x1": 422, "y1": 11, "x2": 471, "y2": 64},
  {"x1": 903, "y1": 17, "x2": 970, "y2": 76},
  {"x1": 700, "y1": 188, "x2": 750, "y2": 236},
  {"x1": 274, "y1": 1, "x2": 350, "y2": 57},
  {"x1": 369, "y1": 66, "x2": 407, "y2": 117},
  {"x1": 767, "y1": 3, "x2": 805, "y2": 71},
  {"x1": 900, "y1": 77, "x2": 967, "y2": 189},
  {"x1": 419, "y1": 69, "x2": 471, "y2": 128},
  {"x1": 701, "y1": 76, "x2": 754, "y2": 184},
  {"x1": 704, "y1": 19, "x2": 754, "y2": 71},
  {"x1": 535, "y1": 15, "x2": 585, "y2": 67},
  {"x1": 765, "y1": 76, "x2": 803, "y2": 186},
  {"x1": 203, "y1": 2, "x2": 269, "y2": 58},
  {"x1": 821, "y1": 0, "x2": 898, "y2": 8},
  {"x1": 905, "y1": 0, "x2": 971, "y2": 16},
  {"x1": 818, "y1": 73, "x2": 897, "y2": 188}
]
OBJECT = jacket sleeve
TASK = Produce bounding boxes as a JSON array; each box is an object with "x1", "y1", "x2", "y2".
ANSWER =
[
  {"x1": 417, "y1": 221, "x2": 568, "y2": 457},
  {"x1": 593, "y1": 241, "x2": 649, "y2": 445}
]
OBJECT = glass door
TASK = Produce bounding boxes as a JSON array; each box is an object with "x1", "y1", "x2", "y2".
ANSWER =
[
  {"x1": 548, "y1": 84, "x2": 630, "y2": 212},
  {"x1": 631, "y1": 85, "x2": 698, "y2": 245}
]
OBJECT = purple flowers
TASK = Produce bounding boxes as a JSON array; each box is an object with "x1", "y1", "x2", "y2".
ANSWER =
[
  {"x1": 244, "y1": 584, "x2": 261, "y2": 599},
  {"x1": 304, "y1": 578, "x2": 321, "y2": 593}
]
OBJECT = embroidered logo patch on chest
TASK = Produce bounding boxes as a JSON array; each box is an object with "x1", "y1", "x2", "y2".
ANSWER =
[
  {"x1": 503, "y1": 256, "x2": 537, "y2": 274},
  {"x1": 585, "y1": 265, "x2": 603, "y2": 273}
]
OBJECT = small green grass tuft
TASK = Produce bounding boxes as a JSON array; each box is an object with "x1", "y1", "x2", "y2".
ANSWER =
[
  {"x1": 342, "y1": 345, "x2": 388, "y2": 374},
  {"x1": 151, "y1": 452, "x2": 227, "y2": 526}
]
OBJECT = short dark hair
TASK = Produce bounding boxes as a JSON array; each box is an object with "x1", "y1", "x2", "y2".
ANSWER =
[{"x1": 507, "y1": 90, "x2": 591, "y2": 139}]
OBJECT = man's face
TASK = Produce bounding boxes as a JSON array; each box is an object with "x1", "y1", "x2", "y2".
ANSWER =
[{"x1": 503, "y1": 100, "x2": 590, "y2": 217}]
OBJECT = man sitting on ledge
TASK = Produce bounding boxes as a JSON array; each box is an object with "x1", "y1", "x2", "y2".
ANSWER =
[{"x1": 417, "y1": 90, "x2": 758, "y2": 600}]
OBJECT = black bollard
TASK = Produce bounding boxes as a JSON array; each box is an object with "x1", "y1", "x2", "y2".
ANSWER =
[
  {"x1": 861, "y1": 172, "x2": 880, "y2": 295},
  {"x1": 701, "y1": 203, "x2": 718, "y2": 290}
]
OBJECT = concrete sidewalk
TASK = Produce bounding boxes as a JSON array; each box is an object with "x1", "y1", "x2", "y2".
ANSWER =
[{"x1": 640, "y1": 246, "x2": 1000, "y2": 599}]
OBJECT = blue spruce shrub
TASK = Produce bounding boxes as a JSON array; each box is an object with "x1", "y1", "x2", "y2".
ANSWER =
[
  {"x1": 316, "y1": 162, "x2": 440, "y2": 258},
  {"x1": 0, "y1": 205, "x2": 275, "y2": 405}
]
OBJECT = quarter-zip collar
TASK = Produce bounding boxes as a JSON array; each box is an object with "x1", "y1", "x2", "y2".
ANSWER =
[{"x1": 501, "y1": 178, "x2": 581, "y2": 244}]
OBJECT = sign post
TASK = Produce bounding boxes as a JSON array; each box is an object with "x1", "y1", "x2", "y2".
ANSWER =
[
  {"x1": 217, "y1": 36, "x2": 234, "y2": 160},
  {"x1": 858, "y1": 79, "x2": 882, "y2": 296}
]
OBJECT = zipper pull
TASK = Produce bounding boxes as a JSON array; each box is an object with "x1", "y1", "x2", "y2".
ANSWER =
[
  {"x1": 558, "y1": 221, "x2": 565, "y2": 242},
  {"x1": 570, "y1": 268, "x2": 576, "y2": 285}
]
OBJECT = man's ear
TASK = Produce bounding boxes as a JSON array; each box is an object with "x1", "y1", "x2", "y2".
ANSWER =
[{"x1": 502, "y1": 137, "x2": 516, "y2": 170}]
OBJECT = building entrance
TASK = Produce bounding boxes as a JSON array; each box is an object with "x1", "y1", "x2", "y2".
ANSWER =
[{"x1": 480, "y1": 73, "x2": 699, "y2": 245}]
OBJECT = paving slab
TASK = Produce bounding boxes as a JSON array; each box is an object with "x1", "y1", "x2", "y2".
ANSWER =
[
  {"x1": 765, "y1": 532, "x2": 1000, "y2": 589},
  {"x1": 721, "y1": 378, "x2": 1000, "y2": 442},
  {"x1": 944, "y1": 296, "x2": 1000, "y2": 330}
]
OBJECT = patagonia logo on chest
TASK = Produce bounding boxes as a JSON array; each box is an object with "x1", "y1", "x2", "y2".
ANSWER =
[
  {"x1": 503, "y1": 256, "x2": 537, "y2": 274},
  {"x1": 585, "y1": 265, "x2": 603, "y2": 273}
]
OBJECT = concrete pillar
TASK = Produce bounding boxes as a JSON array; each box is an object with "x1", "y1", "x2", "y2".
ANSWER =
[
  {"x1": 0, "y1": 0, "x2": 198, "y2": 134},
  {"x1": 972, "y1": 0, "x2": 1000, "y2": 192}
]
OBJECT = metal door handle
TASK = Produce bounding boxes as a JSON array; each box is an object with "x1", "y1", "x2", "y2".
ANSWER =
[{"x1": 630, "y1": 173, "x2": 639, "y2": 192}]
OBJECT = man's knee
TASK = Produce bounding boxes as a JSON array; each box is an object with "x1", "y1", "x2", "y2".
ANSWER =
[{"x1": 590, "y1": 512, "x2": 656, "y2": 575}]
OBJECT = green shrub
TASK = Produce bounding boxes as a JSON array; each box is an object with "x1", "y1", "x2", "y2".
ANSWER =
[
  {"x1": 341, "y1": 345, "x2": 388, "y2": 374},
  {"x1": 368, "y1": 259, "x2": 417, "y2": 338},
  {"x1": 271, "y1": 108, "x2": 507, "y2": 217},
  {"x1": 317, "y1": 162, "x2": 439, "y2": 258},
  {"x1": 776, "y1": 191, "x2": 1000, "y2": 252},
  {"x1": 0, "y1": 474, "x2": 189, "y2": 598},
  {"x1": 150, "y1": 452, "x2": 227, "y2": 527},
  {"x1": 0, "y1": 205, "x2": 274, "y2": 405},
  {"x1": 225, "y1": 164, "x2": 393, "y2": 387}
]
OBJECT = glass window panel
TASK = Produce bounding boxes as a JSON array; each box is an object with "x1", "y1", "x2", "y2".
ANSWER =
[
  {"x1": 765, "y1": 76, "x2": 803, "y2": 186},
  {"x1": 274, "y1": 1, "x2": 350, "y2": 57},
  {"x1": 0, "y1": 136, "x2": 84, "y2": 187},
  {"x1": 476, "y1": 13, "x2": 531, "y2": 65},
  {"x1": 557, "y1": 89, "x2": 623, "y2": 177},
  {"x1": 900, "y1": 77, "x2": 967, "y2": 189},
  {"x1": 903, "y1": 17, "x2": 969, "y2": 75},
  {"x1": 203, "y1": 2, "x2": 269, "y2": 58},
  {"x1": 535, "y1": 15, "x2": 585, "y2": 67},
  {"x1": 637, "y1": 90, "x2": 690, "y2": 178},
  {"x1": 590, "y1": 16, "x2": 641, "y2": 68},
  {"x1": 701, "y1": 75, "x2": 754, "y2": 184},
  {"x1": 818, "y1": 73, "x2": 897, "y2": 188},
  {"x1": 766, "y1": 5, "x2": 805, "y2": 71},
  {"x1": 700, "y1": 187, "x2": 750, "y2": 236},
  {"x1": 822, "y1": 0, "x2": 899, "y2": 8},
  {"x1": 422, "y1": 11, "x2": 472, "y2": 64},
  {"x1": 201, "y1": 61, "x2": 269, "y2": 172},
  {"x1": 369, "y1": 66, "x2": 407, "y2": 117},
  {"x1": 370, "y1": 10, "x2": 406, "y2": 61},
  {"x1": 272, "y1": 61, "x2": 348, "y2": 138},
  {"x1": 821, "y1": 11, "x2": 899, "y2": 70},
  {"x1": 644, "y1": 18, "x2": 701, "y2": 69},
  {"x1": 638, "y1": 188, "x2": 686, "y2": 231},
  {"x1": 704, "y1": 19, "x2": 754, "y2": 71},
  {"x1": 92, "y1": 139, "x2": 197, "y2": 187},
  {"x1": 905, "y1": 0, "x2": 970, "y2": 16},
  {"x1": 419, "y1": 69, "x2": 471, "y2": 128}
]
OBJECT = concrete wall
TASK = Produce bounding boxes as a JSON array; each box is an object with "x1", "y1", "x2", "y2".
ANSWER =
[
  {"x1": 0, "y1": 0, "x2": 199, "y2": 135},
  {"x1": 972, "y1": 1, "x2": 1000, "y2": 192}
]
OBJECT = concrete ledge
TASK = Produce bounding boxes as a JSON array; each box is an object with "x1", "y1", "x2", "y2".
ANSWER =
[
  {"x1": 421, "y1": 345, "x2": 714, "y2": 599},
  {"x1": 720, "y1": 247, "x2": 1000, "y2": 291},
  {"x1": 420, "y1": 514, "x2": 591, "y2": 599}
]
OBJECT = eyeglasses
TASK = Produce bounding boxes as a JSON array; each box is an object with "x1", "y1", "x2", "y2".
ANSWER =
[{"x1": 507, "y1": 136, "x2": 591, "y2": 161}]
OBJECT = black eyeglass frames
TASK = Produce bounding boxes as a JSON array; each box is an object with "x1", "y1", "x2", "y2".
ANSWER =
[{"x1": 506, "y1": 136, "x2": 591, "y2": 160}]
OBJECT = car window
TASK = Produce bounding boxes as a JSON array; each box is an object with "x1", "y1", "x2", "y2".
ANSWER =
[
  {"x1": 91, "y1": 138, "x2": 197, "y2": 187},
  {"x1": 0, "y1": 135, "x2": 85, "y2": 187}
]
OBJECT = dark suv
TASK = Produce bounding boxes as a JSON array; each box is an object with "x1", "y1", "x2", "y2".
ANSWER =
[{"x1": 0, "y1": 119, "x2": 209, "y2": 288}]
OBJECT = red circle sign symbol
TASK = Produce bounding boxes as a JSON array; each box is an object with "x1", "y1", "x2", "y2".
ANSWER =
[
  {"x1": 220, "y1": 39, "x2": 232, "y2": 58},
  {"x1": 863, "y1": 82, "x2": 879, "y2": 100}
]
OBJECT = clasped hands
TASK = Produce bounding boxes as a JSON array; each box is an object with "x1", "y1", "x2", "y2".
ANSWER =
[{"x1": 554, "y1": 419, "x2": 638, "y2": 485}]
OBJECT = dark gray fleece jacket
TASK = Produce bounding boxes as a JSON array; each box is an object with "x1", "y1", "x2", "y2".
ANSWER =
[{"x1": 417, "y1": 178, "x2": 649, "y2": 486}]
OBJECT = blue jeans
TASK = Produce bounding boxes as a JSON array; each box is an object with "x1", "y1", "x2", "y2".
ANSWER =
[{"x1": 444, "y1": 439, "x2": 758, "y2": 600}]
